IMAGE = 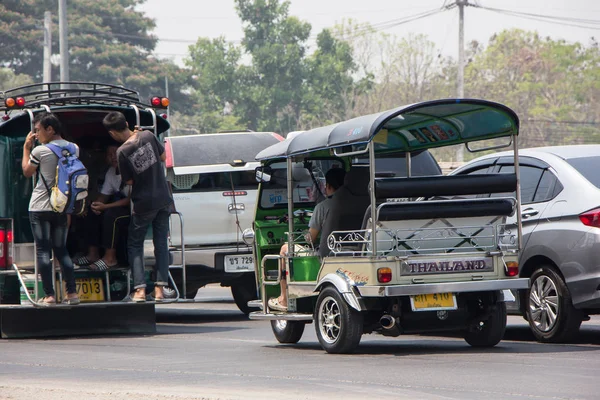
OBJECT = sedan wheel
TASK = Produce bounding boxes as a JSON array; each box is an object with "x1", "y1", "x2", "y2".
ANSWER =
[
  {"x1": 529, "y1": 274, "x2": 559, "y2": 332},
  {"x1": 526, "y1": 266, "x2": 583, "y2": 343}
]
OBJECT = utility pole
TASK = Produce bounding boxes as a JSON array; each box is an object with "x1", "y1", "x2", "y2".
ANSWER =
[
  {"x1": 43, "y1": 11, "x2": 52, "y2": 83},
  {"x1": 455, "y1": 0, "x2": 468, "y2": 162},
  {"x1": 58, "y1": 0, "x2": 69, "y2": 87}
]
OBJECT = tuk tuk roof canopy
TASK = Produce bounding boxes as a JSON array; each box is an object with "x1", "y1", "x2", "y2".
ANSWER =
[{"x1": 256, "y1": 99, "x2": 520, "y2": 160}]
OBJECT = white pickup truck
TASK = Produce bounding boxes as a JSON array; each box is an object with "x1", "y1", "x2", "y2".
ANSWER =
[{"x1": 161, "y1": 132, "x2": 283, "y2": 313}]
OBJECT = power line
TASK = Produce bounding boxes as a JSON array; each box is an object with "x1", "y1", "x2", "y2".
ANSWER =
[{"x1": 475, "y1": 5, "x2": 600, "y2": 31}]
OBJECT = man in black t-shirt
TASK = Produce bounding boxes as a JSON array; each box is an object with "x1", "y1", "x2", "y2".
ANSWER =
[{"x1": 102, "y1": 111, "x2": 174, "y2": 302}]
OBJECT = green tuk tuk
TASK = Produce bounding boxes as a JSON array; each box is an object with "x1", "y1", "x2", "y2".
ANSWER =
[{"x1": 247, "y1": 99, "x2": 530, "y2": 354}]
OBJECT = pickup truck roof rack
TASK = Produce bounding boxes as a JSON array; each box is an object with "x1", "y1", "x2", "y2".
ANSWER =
[{"x1": 0, "y1": 81, "x2": 159, "y2": 111}]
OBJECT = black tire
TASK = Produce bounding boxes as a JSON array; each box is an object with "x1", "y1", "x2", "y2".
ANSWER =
[
  {"x1": 464, "y1": 301, "x2": 507, "y2": 347},
  {"x1": 270, "y1": 320, "x2": 306, "y2": 344},
  {"x1": 525, "y1": 266, "x2": 583, "y2": 343},
  {"x1": 231, "y1": 275, "x2": 259, "y2": 315},
  {"x1": 314, "y1": 287, "x2": 363, "y2": 354}
]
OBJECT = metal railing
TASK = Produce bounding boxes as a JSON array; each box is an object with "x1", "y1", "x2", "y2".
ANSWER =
[{"x1": 327, "y1": 223, "x2": 518, "y2": 257}]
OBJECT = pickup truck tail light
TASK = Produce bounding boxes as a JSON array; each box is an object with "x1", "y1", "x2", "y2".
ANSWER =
[
  {"x1": 0, "y1": 226, "x2": 13, "y2": 269},
  {"x1": 579, "y1": 208, "x2": 600, "y2": 228}
]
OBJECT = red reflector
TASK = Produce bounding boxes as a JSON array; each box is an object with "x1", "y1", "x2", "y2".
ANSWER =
[
  {"x1": 151, "y1": 96, "x2": 161, "y2": 107},
  {"x1": 579, "y1": 208, "x2": 600, "y2": 228},
  {"x1": 222, "y1": 191, "x2": 247, "y2": 197},
  {"x1": 15, "y1": 97, "x2": 25, "y2": 107},
  {"x1": 160, "y1": 113, "x2": 168, "y2": 119},
  {"x1": 164, "y1": 139, "x2": 173, "y2": 168},
  {"x1": 2, "y1": 114, "x2": 9, "y2": 121},
  {"x1": 377, "y1": 267, "x2": 392, "y2": 283},
  {"x1": 0, "y1": 230, "x2": 4, "y2": 265}
]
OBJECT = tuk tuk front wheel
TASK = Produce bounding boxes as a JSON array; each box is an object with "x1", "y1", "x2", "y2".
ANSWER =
[
  {"x1": 314, "y1": 287, "x2": 363, "y2": 354},
  {"x1": 270, "y1": 320, "x2": 306, "y2": 344}
]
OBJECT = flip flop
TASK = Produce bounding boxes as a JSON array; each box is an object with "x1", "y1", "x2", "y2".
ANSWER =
[
  {"x1": 62, "y1": 296, "x2": 81, "y2": 305},
  {"x1": 90, "y1": 259, "x2": 117, "y2": 271},
  {"x1": 74, "y1": 256, "x2": 94, "y2": 266},
  {"x1": 268, "y1": 297, "x2": 287, "y2": 312},
  {"x1": 124, "y1": 292, "x2": 146, "y2": 303},
  {"x1": 38, "y1": 296, "x2": 57, "y2": 307}
]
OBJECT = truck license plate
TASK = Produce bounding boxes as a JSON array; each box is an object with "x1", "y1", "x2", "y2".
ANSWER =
[
  {"x1": 224, "y1": 255, "x2": 254, "y2": 273},
  {"x1": 75, "y1": 277, "x2": 105, "y2": 302},
  {"x1": 410, "y1": 293, "x2": 457, "y2": 312}
]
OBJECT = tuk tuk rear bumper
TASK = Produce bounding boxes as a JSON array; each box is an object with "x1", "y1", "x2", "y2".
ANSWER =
[{"x1": 356, "y1": 278, "x2": 530, "y2": 297}]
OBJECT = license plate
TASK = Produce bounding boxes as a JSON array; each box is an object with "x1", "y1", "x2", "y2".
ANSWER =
[
  {"x1": 75, "y1": 277, "x2": 105, "y2": 302},
  {"x1": 224, "y1": 255, "x2": 254, "y2": 273},
  {"x1": 410, "y1": 293, "x2": 457, "y2": 312}
]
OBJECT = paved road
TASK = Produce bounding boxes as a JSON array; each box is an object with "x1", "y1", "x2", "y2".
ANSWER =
[{"x1": 1, "y1": 286, "x2": 599, "y2": 400}]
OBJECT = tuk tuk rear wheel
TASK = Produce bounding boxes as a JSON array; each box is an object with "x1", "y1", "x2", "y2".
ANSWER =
[
  {"x1": 270, "y1": 320, "x2": 306, "y2": 344},
  {"x1": 463, "y1": 302, "x2": 507, "y2": 347},
  {"x1": 314, "y1": 287, "x2": 363, "y2": 354}
]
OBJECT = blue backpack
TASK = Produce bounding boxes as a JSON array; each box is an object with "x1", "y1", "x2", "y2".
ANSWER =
[{"x1": 41, "y1": 143, "x2": 89, "y2": 215}]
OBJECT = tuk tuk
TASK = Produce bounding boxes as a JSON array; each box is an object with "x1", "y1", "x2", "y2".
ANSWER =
[{"x1": 247, "y1": 99, "x2": 530, "y2": 354}]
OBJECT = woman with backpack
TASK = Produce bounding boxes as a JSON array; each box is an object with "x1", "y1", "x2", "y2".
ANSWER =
[{"x1": 22, "y1": 112, "x2": 80, "y2": 306}]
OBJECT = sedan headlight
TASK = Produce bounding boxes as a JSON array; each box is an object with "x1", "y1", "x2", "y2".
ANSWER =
[{"x1": 242, "y1": 228, "x2": 255, "y2": 245}]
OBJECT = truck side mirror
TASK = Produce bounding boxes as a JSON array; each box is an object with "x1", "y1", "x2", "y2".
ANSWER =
[{"x1": 255, "y1": 166, "x2": 272, "y2": 183}]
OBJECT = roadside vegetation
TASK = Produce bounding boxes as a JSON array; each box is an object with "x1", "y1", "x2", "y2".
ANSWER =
[{"x1": 2, "y1": 0, "x2": 599, "y2": 161}]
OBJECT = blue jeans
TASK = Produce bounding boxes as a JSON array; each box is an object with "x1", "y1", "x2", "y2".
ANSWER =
[
  {"x1": 29, "y1": 211, "x2": 76, "y2": 296},
  {"x1": 128, "y1": 205, "x2": 171, "y2": 290}
]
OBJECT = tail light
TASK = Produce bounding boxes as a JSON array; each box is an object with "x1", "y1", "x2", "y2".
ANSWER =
[
  {"x1": 150, "y1": 96, "x2": 169, "y2": 108},
  {"x1": 377, "y1": 267, "x2": 392, "y2": 283},
  {"x1": 0, "y1": 226, "x2": 13, "y2": 269},
  {"x1": 505, "y1": 261, "x2": 519, "y2": 277},
  {"x1": 580, "y1": 208, "x2": 600, "y2": 228},
  {"x1": 4, "y1": 97, "x2": 25, "y2": 108},
  {"x1": 164, "y1": 138, "x2": 173, "y2": 168}
]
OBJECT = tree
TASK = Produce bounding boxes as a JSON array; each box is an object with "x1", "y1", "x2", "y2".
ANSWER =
[
  {"x1": 0, "y1": 68, "x2": 34, "y2": 91},
  {"x1": 235, "y1": 0, "x2": 311, "y2": 133},
  {"x1": 465, "y1": 29, "x2": 600, "y2": 148},
  {"x1": 183, "y1": 37, "x2": 245, "y2": 132},
  {"x1": 301, "y1": 28, "x2": 361, "y2": 128},
  {"x1": 0, "y1": 0, "x2": 192, "y2": 112}
]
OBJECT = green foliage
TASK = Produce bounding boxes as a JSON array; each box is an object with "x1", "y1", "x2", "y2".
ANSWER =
[
  {"x1": 0, "y1": 0, "x2": 192, "y2": 112},
  {"x1": 465, "y1": 29, "x2": 600, "y2": 149},
  {"x1": 0, "y1": 68, "x2": 34, "y2": 91}
]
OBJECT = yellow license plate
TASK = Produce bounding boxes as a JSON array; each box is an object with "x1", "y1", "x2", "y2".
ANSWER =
[
  {"x1": 410, "y1": 293, "x2": 457, "y2": 311},
  {"x1": 75, "y1": 277, "x2": 105, "y2": 302}
]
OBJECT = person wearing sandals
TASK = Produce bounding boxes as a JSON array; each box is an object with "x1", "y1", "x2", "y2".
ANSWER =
[
  {"x1": 75, "y1": 145, "x2": 131, "y2": 271},
  {"x1": 268, "y1": 167, "x2": 345, "y2": 312},
  {"x1": 102, "y1": 111, "x2": 174, "y2": 303},
  {"x1": 21, "y1": 112, "x2": 80, "y2": 306}
]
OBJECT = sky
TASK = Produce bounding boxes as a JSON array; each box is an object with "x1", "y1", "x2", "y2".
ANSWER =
[{"x1": 139, "y1": 0, "x2": 600, "y2": 66}]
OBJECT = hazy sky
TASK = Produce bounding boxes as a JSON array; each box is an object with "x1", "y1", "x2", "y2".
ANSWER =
[{"x1": 139, "y1": 0, "x2": 600, "y2": 65}]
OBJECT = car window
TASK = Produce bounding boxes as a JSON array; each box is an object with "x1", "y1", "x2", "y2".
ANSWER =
[
  {"x1": 491, "y1": 165, "x2": 543, "y2": 204},
  {"x1": 565, "y1": 156, "x2": 600, "y2": 189},
  {"x1": 170, "y1": 171, "x2": 257, "y2": 192},
  {"x1": 354, "y1": 151, "x2": 441, "y2": 177},
  {"x1": 456, "y1": 166, "x2": 493, "y2": 199},
  {"x1": 533, "y1": 170, "x2": 561, "y2": 203},
  {"x1": 259, "y1": 159, "x2": 344, "y2": 209}
]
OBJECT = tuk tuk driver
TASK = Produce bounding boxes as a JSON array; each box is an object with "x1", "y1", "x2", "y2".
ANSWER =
[{"x1": 268, "y1": 167, "x2": 346, "y2": 312}]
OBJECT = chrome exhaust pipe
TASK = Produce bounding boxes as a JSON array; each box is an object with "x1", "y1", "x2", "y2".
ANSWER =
[
  {"x1": 380, "y1": 315, "x2": 396, "y2": 329},
  {"x1": 380, "y1": 315, "x2": 401, "y2": 336}
]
